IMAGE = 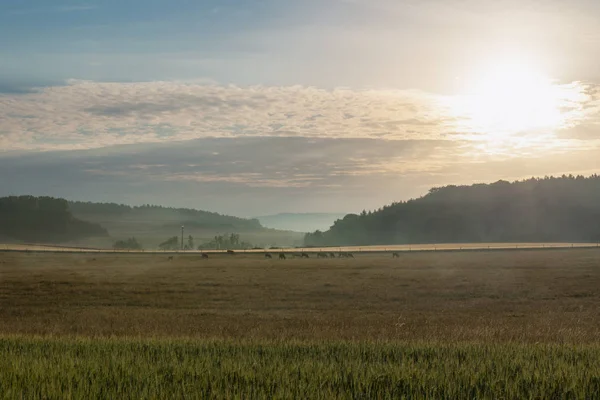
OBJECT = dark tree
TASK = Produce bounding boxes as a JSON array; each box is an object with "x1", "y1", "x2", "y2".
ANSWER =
[
  {"x1": 0, "y1": 196, "x2": 108, "y2": 243},
  {"x1": 113, "y1": 237, "x2": 143, "y2": 250},
  {"x1": 159, "y1": 236, "x2": 180, "y2": 251}
]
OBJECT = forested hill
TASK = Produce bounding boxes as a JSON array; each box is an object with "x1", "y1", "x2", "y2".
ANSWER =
[
  {"x1": 0, "y1": 196, "x2": 108, "y2": 243},
  {"x1": 68, "y1": 201, "x2": 263, "y2": 232},
  {"x1": 67, "y1": 201, "x2": 302, "y2": 249},
  {"x1": 304, "y1": 175, "x2": 600, "y2": 246}
]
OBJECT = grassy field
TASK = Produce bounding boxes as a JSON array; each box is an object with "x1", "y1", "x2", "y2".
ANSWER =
[
  {"x1": 3, "y1": 337, "x2": 600, "y2": 399},
  {"x1": 2, "y1": 249, "x2": 600, "y2": 397}
]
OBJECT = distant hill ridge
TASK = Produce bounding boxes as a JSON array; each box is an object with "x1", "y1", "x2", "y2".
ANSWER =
[
  {"x1": 304, "y1": 175, "x2": 600, "y2": 246},
  {"x1": 68, "y1": 201, "x2": 263, "y2": 231},
  {"x1": 66, "y1": 200, "x2": 302, "y2": 249},
  {"x1": 0, "y1": 197, "x2": 305, "y2": 248}
]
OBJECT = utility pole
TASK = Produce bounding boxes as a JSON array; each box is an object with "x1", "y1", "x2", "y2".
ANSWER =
[{"x1": 181, "y1": 225, "x2": 184, "y2": 250}]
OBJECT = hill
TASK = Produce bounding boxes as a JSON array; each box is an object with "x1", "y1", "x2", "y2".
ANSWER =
[
  {"x1": 68, "y1": 201, "x2": 303, "y2": 249},
  {"x1": 256, "y1": 213, "x2": 346, "y2": 233},
  {"x1": 0, "y1": 196, "x2": 108, "y2": 243},
  {"x1": 304, "y1": 175, "x2": 600, "y2": 246}
]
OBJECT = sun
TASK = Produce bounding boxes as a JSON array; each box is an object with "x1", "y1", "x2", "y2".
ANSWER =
[{"x1": 451, "y1": 61, "x2": 565, "y2": 140}]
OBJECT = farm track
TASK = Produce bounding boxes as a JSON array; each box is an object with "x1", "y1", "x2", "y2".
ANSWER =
[{"x1": 1, "y1": 242, "x2": 598, "y2": 255}]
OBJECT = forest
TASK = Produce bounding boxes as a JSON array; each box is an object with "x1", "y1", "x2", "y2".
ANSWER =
[
  {"x1": 0, "y1": 196, "x2": 107, "y2": 243},
  {"x1": 305, "y1": 175, "x2": 600, "y2": 246}
]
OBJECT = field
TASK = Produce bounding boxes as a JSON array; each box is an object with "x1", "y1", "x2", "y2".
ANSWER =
[{"x1": 2, "y1": 249, "x2": 600, "y2": 397}]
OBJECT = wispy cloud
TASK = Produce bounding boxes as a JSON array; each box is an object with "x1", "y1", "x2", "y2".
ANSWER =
[{"x1": 1, "y1": 80, "x2": 597, "y2": 155}]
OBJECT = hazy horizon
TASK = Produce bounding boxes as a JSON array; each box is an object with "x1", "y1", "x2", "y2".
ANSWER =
[{"x1": 2, "y1": 0, "x2": 599, "y2": 216}]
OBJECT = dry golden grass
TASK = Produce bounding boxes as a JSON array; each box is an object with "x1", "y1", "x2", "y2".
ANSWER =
[{"x1": 2, "y1": 249, "x2": 600, "y2": 342}]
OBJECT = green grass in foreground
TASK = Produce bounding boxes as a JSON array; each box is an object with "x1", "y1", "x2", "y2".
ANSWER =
[{"x1": 2, "y1": 338, "x2": 600, "y2": 399}]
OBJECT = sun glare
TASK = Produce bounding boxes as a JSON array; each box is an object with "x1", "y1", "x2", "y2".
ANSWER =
[{"x1": 451, "y1": 61, "x2": 566, "y2": 141}]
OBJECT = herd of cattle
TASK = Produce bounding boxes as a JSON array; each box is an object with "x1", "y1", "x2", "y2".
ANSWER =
[
  {"x1": 168, "y1": 251, "x2": 402, "y2": 260},
  {"x1": 264, "y1": 252, "x2": 356, "y2": 259}
]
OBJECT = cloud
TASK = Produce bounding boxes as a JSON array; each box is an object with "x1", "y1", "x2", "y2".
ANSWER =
[
  {"x1": 0, "y1": 136, "x2": 462, "y2": 214},
  {"x1": 1, "y1": 136, "x2": 598, "y2": 215},
  {"x1": 2, "y1": 80, "x2": 598, "y2": 155}
]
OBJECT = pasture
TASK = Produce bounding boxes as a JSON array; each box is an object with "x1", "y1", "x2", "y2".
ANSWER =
[
  {"x1": 2, "y1": 249, "x2": 600, "y2": 340},
  {"x1": 2, "y1": 248, "x2": 600, "y2": 397}
]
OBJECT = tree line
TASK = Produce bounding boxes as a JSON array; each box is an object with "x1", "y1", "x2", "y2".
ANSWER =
[
  {"x1": 133, "y1": 233, "x2": 254, "y2": 251},
  {"x1": 69, "y1": 201, "x2": 263, "y2": 231},
  {"x1": 305, "y1": 175, "x2": 600, "y2": 246}
]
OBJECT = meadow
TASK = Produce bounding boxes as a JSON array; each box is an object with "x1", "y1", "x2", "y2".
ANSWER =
[{"x1": 2, "y1": 249, "x2": 600, "y2": 397}]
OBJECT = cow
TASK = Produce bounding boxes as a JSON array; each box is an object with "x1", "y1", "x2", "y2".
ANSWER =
[
  {"x1": 329, "y1": 253, "x2": 336, "y2": 258},
  {"x1": 317, "y1": 253, "x2": 328, "y2": 258},
  {"x1": 227, "y1": 250, "x2": 235, "y2": 255},
  {"x1": 265, "y1": 253, "x2": 273, "y2": 259},
  {"x1": 167, "y1": 256, "x2": 174, "y2": 261},
  {"x1": 201, "y1": 253, "x2": 209, "y2": 259},
  {"x1": 301, "y1": 253, "x2": 310, "y2": 259},
  {"x1": 392, "y1": 252, "x2": 400, "y2": 258},
  {"x1": 279, "y1": 253, "x2": 286, "y2": 260}
]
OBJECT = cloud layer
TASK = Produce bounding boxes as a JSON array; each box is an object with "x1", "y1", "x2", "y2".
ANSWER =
[
  {"x1": 0, "y1": 81, "x2": 452, "y2": 151},
  {"x1": 1, "y1": 80, "x2": 598, "y2": 154}
]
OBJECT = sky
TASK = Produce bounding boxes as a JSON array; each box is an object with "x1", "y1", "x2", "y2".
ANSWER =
[{"x1": 1, "y1": 0, "x2": 600, "y2": 216}]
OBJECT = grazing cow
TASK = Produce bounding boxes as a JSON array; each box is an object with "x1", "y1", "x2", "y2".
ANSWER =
[
  {"x1": 317, "y1": 253, "x2": 328, "y2": 258},
  {"x1": 227, "y1": 250, "x2": 235, "y2": 255},
  {"x1": 301, "y1": 253, "x2": 310, "y2": 259},
  {"x1": 392, "y1": 252, "x2": 400, "y2": 258},
  {"x1": 167, "y1": 256, "x2": 174, "y2": 261},
  {"x1": 329, "y1": 253, "x2": 336, "y2": 258},
  {"x1": 265, "y1": 253, "x2": 273, "y2": 259},
  {"x1": 201, "y1": 253, "x2": 209, "y2": 259},
  {"x1": 279, "y1": 253, "x2": 286, "y2": 260}
]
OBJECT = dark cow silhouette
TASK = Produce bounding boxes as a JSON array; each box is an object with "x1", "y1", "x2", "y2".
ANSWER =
[
  {"x1": 201, "y1": 253, "x2": 209, "y2": 259},
  {"x1": 279, "y1": 253, "x2": 286, "y2": 260},
  {"x1": 227, "y1": 250, "x2": 235, "y2": 255},
  {"x1": 329, "y1": 253, "x2": 336, "y2": 258},
  {"x1": 265, "y1": 253, "x2": 272, "y2": 259},
  {"x1": 301, "y1": 253, "x2": 310, "y2": 259},
  {"x1": 167, "y1": 256, "x2": 174, "y2": 261},
  {"x1": 339, "y1": 252, "x2": 354, "y2": 258},
  {"x1": 392, "y1": 252, "x2": 400, "y2": 258},
  {"x1": 317, "y1": 253, "x2": 328, "y2": 258}
]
